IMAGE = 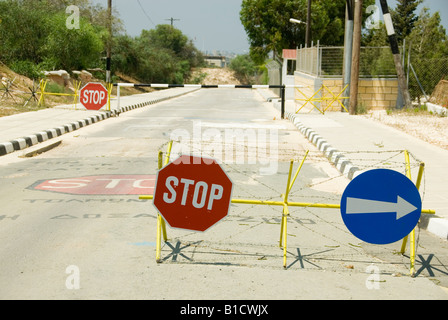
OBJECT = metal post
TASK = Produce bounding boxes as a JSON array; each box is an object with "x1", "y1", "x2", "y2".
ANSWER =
[
  {"x1": 281, "y1": 85, "x2": 286, "y2": 119},
  {"x1": 306, "y1": 0, "x2": 311, "y2": 48},
  {"x1": 343, "y1": 0, "x2": 354, "y2": 111},
  {"x1": 317, "y1": 40, "x2": 321, "y2": 77},
  {"x1": 379, "y1": 0, "x2": 412, "y2": 109},
  {"x1": 349, "y1": 0, "x2": 362, "y2": 115},
  {"x1": 106, "y1": 0, "x2": 112, "y2": 84}
]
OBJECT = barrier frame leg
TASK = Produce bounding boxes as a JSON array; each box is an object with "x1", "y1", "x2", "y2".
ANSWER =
[
  {"x1": 155, "y1": 142, "x2": 173, "y2": 263},
  {"x1": 295, "y1": 87, "x2": 324, "y2": 115},
  {"x1": 279, "y1": 152, "x2": 309, "y2": 268},
  {"x1": 400, "y1": 150, "x2": 425, "y2": 276},
  {"x1": 322, "y1": 84, "x2": 349, "y2": 113}
]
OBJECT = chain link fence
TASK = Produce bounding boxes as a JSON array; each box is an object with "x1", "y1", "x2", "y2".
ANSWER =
[
  {"x1": 408, "y1": 57, "x2": 448, "y2": 104},
  {"x1": 295, "y1": 42, "x2": 448, "y2": 106},
  {"x1": 266, "y1": 60, "x2": 282, "y2": 96},
  {"x1": 296, "y1": 43, "x2": 397, "y2": 78}
]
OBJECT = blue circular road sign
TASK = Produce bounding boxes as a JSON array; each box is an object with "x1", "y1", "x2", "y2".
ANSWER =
[{"x1": 340, "y1": 169, "x2": 422, "y2": 245}]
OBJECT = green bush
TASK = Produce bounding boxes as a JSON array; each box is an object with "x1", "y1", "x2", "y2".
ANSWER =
[{"x1": 10, "y1": 60, "x2": 43, "y2": 80}]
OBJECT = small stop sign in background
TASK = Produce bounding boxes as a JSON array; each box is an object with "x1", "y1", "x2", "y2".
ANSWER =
[
  {"x1": 153, "y1": 155, "x2": 233, "y2": 232},
  {"x1": 79, "y1": 82, "x2": 108, "y2": 110}
]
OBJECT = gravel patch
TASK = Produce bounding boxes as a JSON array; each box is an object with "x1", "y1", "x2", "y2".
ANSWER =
[{"x1": 364, "y1": 110, "x2": 448, "y2": 150}]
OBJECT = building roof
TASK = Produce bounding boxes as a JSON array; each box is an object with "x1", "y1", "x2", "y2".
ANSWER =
[{"x1": 282, "y1": 49, "x2": 297, "y2": 60}]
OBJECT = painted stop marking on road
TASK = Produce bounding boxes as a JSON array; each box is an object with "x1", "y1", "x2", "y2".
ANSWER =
[
  {"x1": 30, "y1": 175, "x2": 156, "y2": 195},
  {"x1": 153, "y1": 155, "x2": 233, "y2": 232}
]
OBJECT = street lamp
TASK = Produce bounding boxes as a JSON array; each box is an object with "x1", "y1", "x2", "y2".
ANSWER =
[
  {"x1": 290, "y1": 0, "x2": 311, "y2": 47},
  {"x1": 289, "y1": 18, "x2": 305, "y2": 25}
]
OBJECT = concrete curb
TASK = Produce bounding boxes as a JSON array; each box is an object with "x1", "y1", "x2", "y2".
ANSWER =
[
  {"x1": 426, "y1": 102, "x2": 447, "y2": 117},
  {"x1": 285, "y1": 112, "x2": 361, "y2": 180},
  {"x1": 0, "y1": 88, "x2": 199, "y2": 157},
  {"x1": 0, "y1": 112, "x2": 112, "y2": 156}
]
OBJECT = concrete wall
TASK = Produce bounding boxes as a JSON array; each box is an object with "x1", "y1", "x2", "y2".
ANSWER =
[{"x1": 294, "y1": 71, "x2": 399, "y2": 112}]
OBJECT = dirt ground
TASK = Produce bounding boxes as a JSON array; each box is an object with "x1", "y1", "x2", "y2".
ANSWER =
[
  {"x1": 364, "y1": 109, "x2": 448, "y2": 151},
  {"x1": 0, "y1": 65, "x2": 152, "y2": 117},
  {"x1": 190, "y1": 67, "x2": 241, "y2": 85}
]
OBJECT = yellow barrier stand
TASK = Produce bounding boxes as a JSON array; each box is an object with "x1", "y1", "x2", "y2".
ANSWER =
[
  {"x1": 295, "y1": 86, "x2": 324, "y2": 114},
  {"x1": 38, "y1": 79, "x2": 48, "y2": 107},
  {"x1": 139, "y1": 144, "x2": 435, "y2": 271},
  {"x1": 321, "y1": 84, "x2": 349, "y2": 113},
  {"x1": 141, "y1": 148, "x2": 310, "y2": 268},
  {"x1": 155, "y1": 142, "x2": 172, "y2": 262},
  {"x1": 106, "y1": 83, "x2": 113, "y2": 111},
  {"x1": 295, "y1": 84, "x2": 349, "y2": 114},
  {"x1": 400, "y1": 150, "x2": 430, "y2": 276},
  {"x1": 38, "y1": 79, "x2": 81, "y2": 109}
]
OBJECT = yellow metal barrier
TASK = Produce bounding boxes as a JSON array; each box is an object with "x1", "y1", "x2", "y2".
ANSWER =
[
  {"x1": 400, "y1": 151, "x2": 428, "y2": 276},
  {"x1": 295, "y1": 84, "x2": 349, "y2": 114},
  {"x1": 106, "y1": 82, "x2": 113, "y2": 111},
  {"x1": 139, "y1": 143, "x2": 435, "y2": 271},
  {"x1": 38, "y1": 79, "x2": 82, "y2": 109}
]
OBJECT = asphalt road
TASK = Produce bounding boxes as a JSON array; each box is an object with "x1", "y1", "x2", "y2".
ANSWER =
[{"x1": 0, "y1": 89, "x2": 447, "y2": 300}]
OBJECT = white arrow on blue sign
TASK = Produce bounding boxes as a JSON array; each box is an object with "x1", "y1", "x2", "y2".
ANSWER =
[{"x1": 340, "y1": 169, "x2": 422, "y2": 245}]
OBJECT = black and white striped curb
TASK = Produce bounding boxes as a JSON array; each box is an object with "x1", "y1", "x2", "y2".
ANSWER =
[
  {"x1": 0, "y1": 113, "x2": 112, "y2": 156},
  {"x1": 0, "y1": 88, "x2": 199, "y2": 157},
  {"x1": 286, "y1": 112, "x2": 361, "y2": 180},
  {"x1": 111, "y1": 87, "x2": 200, "y2": 115}
]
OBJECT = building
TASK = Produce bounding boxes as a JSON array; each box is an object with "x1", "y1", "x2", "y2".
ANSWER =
[{"x1": 204, "y1": 55, "x2": 228, "y2": 68}]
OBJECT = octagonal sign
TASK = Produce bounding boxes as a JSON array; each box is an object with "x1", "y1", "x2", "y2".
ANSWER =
[
  {"x1": 79, "y1": 82, "x2": 108, "y2": 110},
  {"x1": 153, "y1": 155, "x2": 233, "y2": 232}
]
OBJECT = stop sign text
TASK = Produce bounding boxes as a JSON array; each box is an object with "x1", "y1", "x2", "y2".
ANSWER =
[{"x1": 153, "y1": 155, "x2": 233, "y2": 232}]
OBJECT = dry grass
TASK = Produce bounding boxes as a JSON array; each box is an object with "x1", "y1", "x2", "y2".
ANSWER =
[
  {"x1": 365, "y1": 109, "x2": 448, "y2": 150},
  {"x1": 0, "y1": 65, "x2": 155, "y2": 117},
  {"x1": 190, "y1": 67, "x2": 241, "y2": 85}
]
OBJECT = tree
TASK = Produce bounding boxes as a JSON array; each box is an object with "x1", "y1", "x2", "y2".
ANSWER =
[
  {"x1": 0, "y1": 1, "x2": 202, "y2": 84},
  {"x1": 112, "y1": 25, "x2": 203, "y2": 84},
  {"x1": 406, "y1": 8, "x2": 448, "y2": 99},
  {"x1": 40, "y1": 13, "x2": 105, "y2": 71},
  {"x1": 0, "y1": 0, "x2": 106, "y2": 74},
  {"x1": 240, "y1": 0, "x2": 375, "y2": 64},
  {"x1": 229, "y1": 54, "x2": 257, "y2": 84},
  {"x1": 0, "y1": 0, "x2": 48, "y2": 64},
  {"x1": 390, "y1": 0, "x2": 422, "y2": 44}
]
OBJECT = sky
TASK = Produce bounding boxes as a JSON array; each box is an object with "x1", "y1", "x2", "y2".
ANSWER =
[
  {"x1": 92, "y1": 0, "x2": 249, "y2": 54},
  {"x1": 91, "y1": 0, "x2": 448, "y2": 54}
]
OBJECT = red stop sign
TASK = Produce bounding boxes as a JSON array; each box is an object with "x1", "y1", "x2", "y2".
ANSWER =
[
  {"x1": 153, "y1": 155, "x2": 233, "y2": 232},
  {"x1": 79, "y1": 82, "x2": 108, "y2": 110}
]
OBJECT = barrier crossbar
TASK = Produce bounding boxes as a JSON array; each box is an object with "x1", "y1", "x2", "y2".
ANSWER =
[
  {"x1": 38, "y1": 79, "x2": 82, "y2": 109},
  {"x1": 113, "y1": 83, "x2": 304, "y2": 119}
]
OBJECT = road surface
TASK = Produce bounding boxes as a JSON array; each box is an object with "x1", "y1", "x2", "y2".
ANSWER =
[{"x1": 0, "y1": 88, "x2": 447, "y2": 300}]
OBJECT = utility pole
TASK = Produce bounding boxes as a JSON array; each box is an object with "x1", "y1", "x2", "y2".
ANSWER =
[
  {"x1": 349, "y1": 0, "x2": 362, "y2": 115},
  {"x1": 342, "y1": 0, "x2": 354, "y2": 111},
  {"x1": 106, "y1": 0, "x2": 112, "y2": 84},
  {"x1": 165, "y1": 17, "x2": 180, "y2": 27},
  {"x1": 305, "y1": 0, "x2": 311, "y2": 47},
  {"x1": 379, "y1": 0, "x2": 412, "y2": 109}
]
